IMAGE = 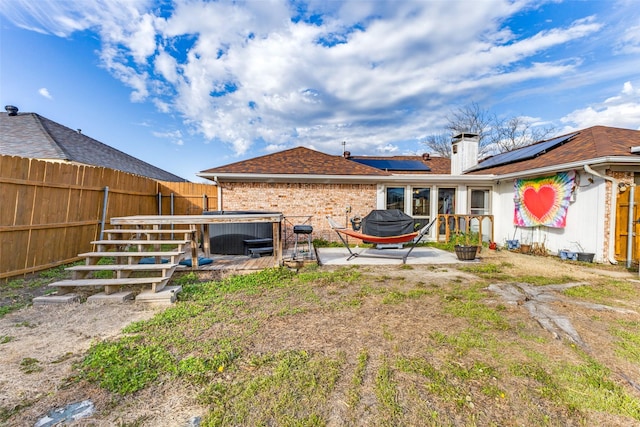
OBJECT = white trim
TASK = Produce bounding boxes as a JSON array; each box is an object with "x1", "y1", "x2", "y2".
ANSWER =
[{"x1": 197, "y1": 172, "x2": 496, "y2": 184}]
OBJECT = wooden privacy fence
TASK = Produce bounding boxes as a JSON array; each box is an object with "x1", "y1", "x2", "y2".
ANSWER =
[{"x1": 0, "y1": 155, "x2": 217, "y2": 279}]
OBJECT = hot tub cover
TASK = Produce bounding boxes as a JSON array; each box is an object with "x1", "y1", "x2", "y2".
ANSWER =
[{"x1": 361, "y1": 209, "x2": 415, "y2": 237}]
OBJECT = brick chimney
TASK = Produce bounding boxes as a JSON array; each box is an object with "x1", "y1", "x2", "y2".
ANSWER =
[{"x1": 451, "y1": 132, "x2": 478, "y2": 175}]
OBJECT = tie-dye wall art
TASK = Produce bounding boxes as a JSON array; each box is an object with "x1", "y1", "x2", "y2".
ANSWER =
[{"x1": 513, "y1": 171, "x2": 576, "y2": 228}]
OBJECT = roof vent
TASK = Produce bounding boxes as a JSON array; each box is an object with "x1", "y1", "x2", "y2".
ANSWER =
[
  {"x1": 343, "y1": 151, "x2": 351, "y2": 158},
  {"x1": 77, "y1": 129, "x2": 82, "y2": 134},
  {"x1": 422, "y1": 153, "x2": 430, "y2": 161},
  {"x1": 5, "y1": 105, "x2": 18, "y2": 116}
]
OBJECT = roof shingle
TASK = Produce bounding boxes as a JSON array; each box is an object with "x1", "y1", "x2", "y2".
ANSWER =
[
  {"x1": 468, "y1": 126, "x2": 640, "y2": 175},
  {"x1": 201, "y1": 146, "x2": 391, "y2": 176}
]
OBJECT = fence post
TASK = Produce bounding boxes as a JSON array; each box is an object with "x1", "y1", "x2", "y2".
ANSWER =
[
  {"x1": 99, "y1": 186, "x2": 109, "y2": 240},
  {"x1": 170, "y1": 193, "x2": 175, "y2": 238}
]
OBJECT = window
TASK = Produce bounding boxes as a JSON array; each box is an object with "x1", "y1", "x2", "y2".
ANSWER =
[
  {"x1": 386, "y1": 187, "x2": 405, "y2": 210},
  {"x1": 438, "y1": 188, "x2": 455, "y2": 214},
  {"x1": 412, "y1": 187, "x2": 430, "y2": 216},
  {"x1": 469, "y1": 189, "x2": 490, "y2": 215},
  {"x1": 438, "y1": 187, "x2": 456, "y2": 235}
]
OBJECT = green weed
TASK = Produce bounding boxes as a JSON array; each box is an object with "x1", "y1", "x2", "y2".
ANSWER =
[
  {"x1": 442, "y1": 284, "x2": 510, "y2": 330},
  {"x1": 375, "y1": 358, "x2": 403, "y2": 425},
  {"x1": 199, "y1": 350, "x2": 343, "y2": 426},
  {"x1": 19, "y1": 357, "x2": 42, "y2": 374},
  {"x1": 611, "y1": 320, "x2": 640, "y2": 364},
  {"x1": 80, "y1": 336, "x2": 176, "y2": 395},
  {"x1": 347, "y1": 349, "x2": 369, "y2": 409}
]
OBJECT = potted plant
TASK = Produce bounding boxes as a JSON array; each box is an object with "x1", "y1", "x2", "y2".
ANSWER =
[
  {"x1": 573, "y1": 242, "x2": 595, "y2": 262},
  {"x1": 451, "y1": 232, "x2": 480, "y2": 261}
]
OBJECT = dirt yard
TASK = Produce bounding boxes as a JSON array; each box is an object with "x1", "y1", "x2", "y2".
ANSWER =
[{"x1": 1, "y1": 249, "x2": 639, "y2": 426}]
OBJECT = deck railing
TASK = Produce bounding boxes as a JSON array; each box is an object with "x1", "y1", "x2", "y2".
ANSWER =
[{"x1": 435, "y1": 214, "x2": 494, "y2": 245}]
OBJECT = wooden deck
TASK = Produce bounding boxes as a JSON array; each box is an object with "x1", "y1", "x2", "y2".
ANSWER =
[{"x1": 174, "y1": 246, "x2": 315, "y2": 281}]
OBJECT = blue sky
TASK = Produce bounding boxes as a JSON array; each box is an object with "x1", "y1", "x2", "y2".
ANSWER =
[{"x1": 1, "y1": 0, "x2": 639, "y2": 182}]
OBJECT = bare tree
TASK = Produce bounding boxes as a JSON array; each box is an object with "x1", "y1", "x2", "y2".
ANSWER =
[
  {"x1": 445, "y1": 102, "x2": 495, "y2": 145},
  {"x1": 423, "y1": 133, "x2": 451, "y2": 158},
  {"x1": 490, "y1": 116, "x2": 557, "y2": 153},
  {"x1": 422, "y1": 103, "x2": 556, "y2": 158}
]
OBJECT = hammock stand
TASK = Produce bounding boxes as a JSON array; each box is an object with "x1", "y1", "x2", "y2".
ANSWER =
[{"x1": 326, "y1": 216, "x2": 437, "y2": 264}]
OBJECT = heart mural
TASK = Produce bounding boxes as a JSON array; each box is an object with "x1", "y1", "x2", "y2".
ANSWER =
[
  {"x1": 514, "y1": 171, "x2": 575, "y2": 228},
  {"x1": 523, "y1": 186, "x2": 557, "y2": 221}
]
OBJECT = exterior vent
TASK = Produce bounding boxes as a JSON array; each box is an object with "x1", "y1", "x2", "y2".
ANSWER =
[
  {"x1": 4, "y1": 105, "x2": 18, "y2": 116},
  {"x1": 422, "y1": 153, "x2": 430, "y2": 161}
]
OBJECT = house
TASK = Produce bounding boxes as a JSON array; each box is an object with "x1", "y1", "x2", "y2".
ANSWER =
[
  {"x1": 198, "y1": 125, "x2": 640, "y2": 264},
  {"x1": 0, "y1": 105, "x2": 186, "y2": 182}
]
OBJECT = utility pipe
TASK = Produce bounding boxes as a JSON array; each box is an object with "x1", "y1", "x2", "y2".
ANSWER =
[
  {"x1": 583, "y1": 164, "x2": 618, "y2": 264},
  {"x1": 626, "y1": 185, "x2": 635, "y2": 268}
]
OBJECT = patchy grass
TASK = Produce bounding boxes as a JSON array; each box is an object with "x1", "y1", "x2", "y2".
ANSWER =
[
  {"x1": 3, "y1": 257, "x2": 640, "y2": 425},
  {"x1": 563, "y1": 279, "x2": 638, "y2": 305},
  {"x1": 0, "y1": 261, "x2": 83, "y2": 318}
]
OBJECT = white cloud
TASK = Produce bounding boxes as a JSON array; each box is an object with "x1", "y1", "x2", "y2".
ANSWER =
[
  {"x1": 3, "y1": 0, "x2": 639, "y2": 158},
  {"x1": 560, "y1": 81, "x2": 640, "y2": 131},
  {"x1": 152, "y1": 129, "x2": 184, "y2": 145},
  {"x1": 38, "y1": 87, "x2": 52, "y2": 99}
]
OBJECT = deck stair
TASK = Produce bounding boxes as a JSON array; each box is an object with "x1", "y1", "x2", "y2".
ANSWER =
[{"x1": 47, "y1": 227, "x2": 194, "y2": 300}]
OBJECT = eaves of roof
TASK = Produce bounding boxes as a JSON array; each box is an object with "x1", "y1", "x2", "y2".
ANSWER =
[
  {"x1": 198, "y1": 172, "x2": 495, "y2": 184},
  {"x1": 485, "y1": 156, "x2": 640, "y2": 181}
]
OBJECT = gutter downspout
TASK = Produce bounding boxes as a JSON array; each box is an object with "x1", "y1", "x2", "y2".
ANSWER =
[
  {"x1": 627, "y1": 185, "x2": 635, "y2": 268},
  {"x1": 583, "y1": 164, "x2": 618, "y2": 264}
]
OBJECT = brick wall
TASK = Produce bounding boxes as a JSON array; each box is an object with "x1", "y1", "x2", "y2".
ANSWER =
[{"x1": 219, "y1": 182, "x2": 377, "y2": 243}]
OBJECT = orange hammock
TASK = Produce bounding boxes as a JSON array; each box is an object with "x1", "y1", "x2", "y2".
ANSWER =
[
  {"x1": 331, "y1": 227, "x2": 420, "y2": 244},
  {"x1": 326, "y1": 216, "x2": 437, "y2": 263}
]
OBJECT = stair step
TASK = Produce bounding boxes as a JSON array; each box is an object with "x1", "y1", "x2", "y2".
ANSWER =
[
  {"x1": 104, "y1": 229, "x2": 193, "y2": 238},
  {"x1": 91, "y1": 240, "x2": 189, "y2": 245},
  {"x1": 49, "y1": 277, "x2": 170, "y2": 294},
  {"x1": 50, "y1": 278, "x2": 165, "y2": 287},
  {"x1": 67, "y1": 264, "x2": 178, "y2": 271},
  {"x1": 103, "y1": 228, "x2": 192, "y2": 232},
  {"x1": 78, "y1": 251, "x2": 184, "y2": 258}
]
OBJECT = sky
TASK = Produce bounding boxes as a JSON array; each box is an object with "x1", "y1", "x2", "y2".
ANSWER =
[{"x1": 1, "y1": 0, "x2": 640, "y2": 182}]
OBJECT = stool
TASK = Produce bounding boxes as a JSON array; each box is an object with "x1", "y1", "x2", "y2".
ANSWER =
[{"x1": 293, "y1": 225, "x2": 313, "y2": 260}]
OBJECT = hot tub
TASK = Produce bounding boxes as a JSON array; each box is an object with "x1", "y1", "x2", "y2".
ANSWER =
[{"x1": 202, "y1": 211, "x2": 281, "y2": 255}]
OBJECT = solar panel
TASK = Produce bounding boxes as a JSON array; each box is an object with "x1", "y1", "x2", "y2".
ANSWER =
[
  {"x1": 350, "y1": 158, "x2": 431, "y2": 171},
  {"x1": 470, "y1": 133, "x2": 578, "y2": 171}
]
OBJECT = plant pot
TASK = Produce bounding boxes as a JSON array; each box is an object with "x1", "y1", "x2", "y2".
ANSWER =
[
  {"x1": 520, "y1": 244, "x2": 531, "y2": 254},
  {"x1": 506, "y1": 240, "x2": 520, "y2": 250},
  {"x1": 577, "y1": 252, "x2": 595, "y2": 263},
  {"x1": 455, "y1": 245, "x2": 477, "y2": 261},
  {"x1": 558, "y1": 250, "x2": 577, "y2": 261}
]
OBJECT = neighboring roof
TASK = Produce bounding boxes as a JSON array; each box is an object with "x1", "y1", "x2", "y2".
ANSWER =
[
  {"x1": 0, "y1": 112, "x2": 186, "y2": 182},
  {"x1": 200, "y1": 146, "x2": 391, "y2": 176},
  {"x1": 468, "y1": 126, "x2": 640, "y2": 176}
]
